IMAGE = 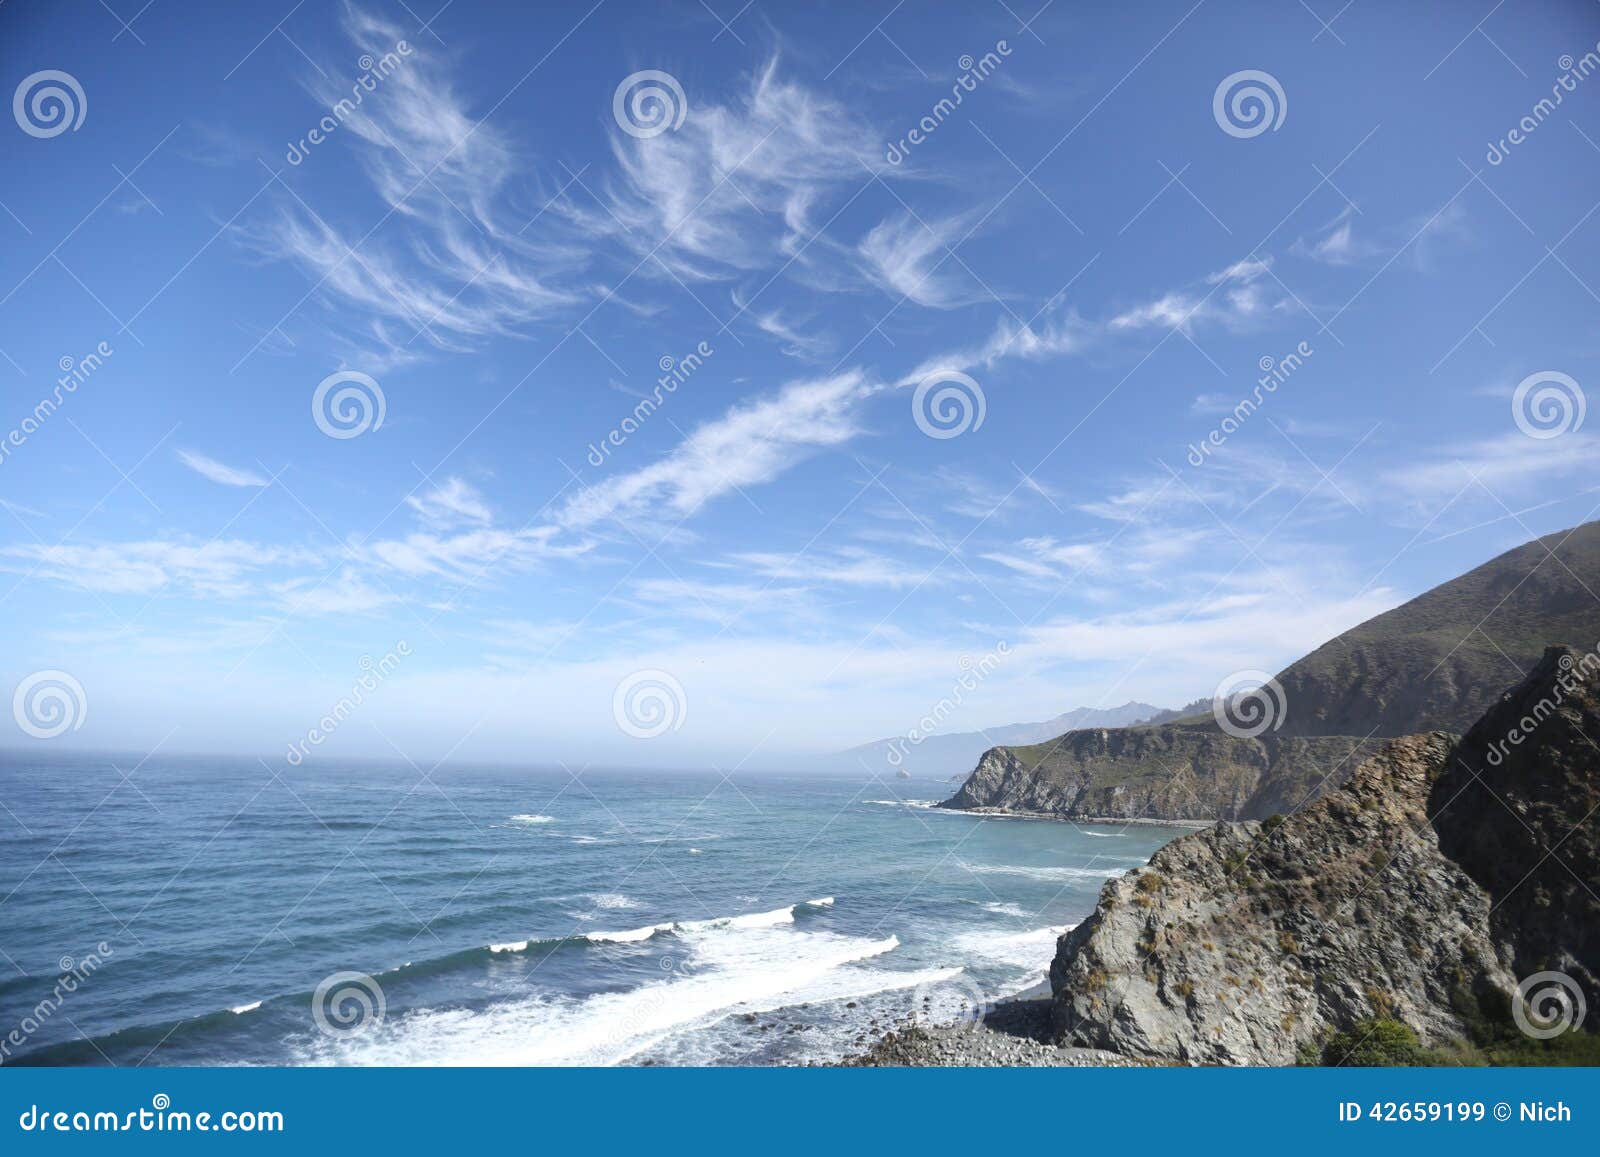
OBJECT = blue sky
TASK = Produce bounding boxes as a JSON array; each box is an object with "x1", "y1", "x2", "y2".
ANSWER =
[{"x1": 1, "y1": 0, "x2": 1597, "y2": 768}]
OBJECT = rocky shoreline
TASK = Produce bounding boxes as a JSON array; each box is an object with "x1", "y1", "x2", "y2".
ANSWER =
[
  {"x1": 943, "y1": 804, "x2": 1213, "y2": 829},
  {"x1": 839, "y1": 992, "x2": 1142, "y2": 1067}
]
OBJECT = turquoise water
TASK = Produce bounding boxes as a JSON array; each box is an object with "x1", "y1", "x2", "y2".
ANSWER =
[{"x1": 0, "y1": 753, "x2": 1176, "y2": 1066}]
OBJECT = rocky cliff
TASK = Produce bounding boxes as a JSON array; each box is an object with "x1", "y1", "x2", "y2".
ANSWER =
[
  {"x1": 1045, "y1": 646, "x2": 1600, "y2": 1065},
  {"x1": 938, "y1": 726, "x2": 1381, "y2": 821}
]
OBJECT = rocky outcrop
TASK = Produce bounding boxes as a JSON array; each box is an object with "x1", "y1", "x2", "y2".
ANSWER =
[
  {"x1": 1045, "y1": 646, "x2": 1600, "y2": 1065},
  {"x1": 939, "y1": 727, "x2": 1381, "y2": 822}
]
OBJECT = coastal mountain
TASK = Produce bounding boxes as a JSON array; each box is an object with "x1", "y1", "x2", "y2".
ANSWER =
[
  {"x1": 1047, "y1": 646, "x2": 1600, "y2": 1065},
  {"x1": 941, "y1": 521, "x2": 1600, "y2": 821},
  {"x1": 1273, "y1": 521, "x2": 1600, "y2": 737},
  {"x1": 940, "y1": 730, "x2": 1383, "y2": 821},
  {"x1": 827, "y1": 701, "x2": 1168, "y2": 776}
]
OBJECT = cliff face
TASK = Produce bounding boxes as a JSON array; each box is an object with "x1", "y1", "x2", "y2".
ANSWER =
[
  {"x1": 939, "y1": 727, "x2": 1381, "y2": 821},
  {"x1": 1045, "y1": 646, "x2": 1600, "y2": 1065}
]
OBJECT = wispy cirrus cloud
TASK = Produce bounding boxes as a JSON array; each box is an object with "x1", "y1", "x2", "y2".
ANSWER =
[
  {"x1": 857, "y1": 210, "x2": 983, "y2": 309},
  {"x1": 0, "y1": 540, "x2": 323, "y2": 597},
  {"x1": 242, "y1": 6, "x2": 585, "y2": 357},
  {"x1": 578, "y1": 58, "x2": 885, "y2": 283},
  {"x1": 404, "y1": 477, "x2": 493, "y2": 528},
  {"x1": 177, "y1": 449, "x2": 269, "y2": 488},
  {"x1": 558, "y1": 370, "x2": 878, "y2": 527},
  {"x1": 1109, "y1": 256, "x2": 1289, "y2": 334}
]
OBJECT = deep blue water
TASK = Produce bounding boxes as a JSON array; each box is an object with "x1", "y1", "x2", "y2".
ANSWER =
[{"x1": 0, "y1": 753, "x2": 1177, "y2": 1066}]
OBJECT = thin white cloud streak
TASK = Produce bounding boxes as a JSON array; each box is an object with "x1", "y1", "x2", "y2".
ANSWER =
[
  {"x1": 404, "y1": 477, "x2": 493, "y2": 528},
  {"x1": 557, "y1": 370, "x2": 878, "y2": 527},
  {"x1": 857, "y1": 211, "x2": 983, "y2": 309},
  {"x1": 177, "y1": 450, "x2": 269, "y2": 488},
  {"x1": 0, "y1": 540, "x2": 323, "y2": 597}
]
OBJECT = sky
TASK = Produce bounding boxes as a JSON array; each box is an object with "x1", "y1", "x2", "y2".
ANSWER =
[{"x1": 0, "y1": 0, "x2": 1598, "y2": 770}]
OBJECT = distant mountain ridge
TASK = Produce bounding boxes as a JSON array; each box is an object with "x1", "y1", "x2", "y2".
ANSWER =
[
  {"x1": 828, "y1": 701, "x2": 1169, "y2": 777},
  {"x1": 942, "y1": 521, "x2": 1600, "y2": 821}
]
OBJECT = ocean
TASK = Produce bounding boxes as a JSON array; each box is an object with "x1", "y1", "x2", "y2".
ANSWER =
[{"x1": 0, "y1": 753, "x2": 1177, "y2": 1066}]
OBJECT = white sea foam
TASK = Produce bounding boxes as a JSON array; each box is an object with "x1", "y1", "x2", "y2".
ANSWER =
[
  {"x1": 582, "y1": 892, "x2": 640, "y2": 910},
  {"x1": 964, "y1": 863, "x2": 1126, "y2": 881},
  {"x1": 229, "y1": 1001, "x2": 262, "y2": 1015},
  {"x1": 509, "y1": 814, "x2": 554, "y2": 825},
  {"x1": 296, "y1": 902, "x2": 903, "y2": 1067},
  {"x1": 980, "y1": 901, "x2": 1029, "y2": 918},
  {"x1": 585, "y1": 922, "x2": 675, "y2": 944},
  {"x1": 488, "y1": 898, "x2": 833, "y2": 955},
  {"x1": 864, "y1": 799, "x2": 938, "y2": 809},
  {"x1": 952, "y1": 924, "x2": 1074, "y2": 971},
  {"x1": 951, "y1": 923, "x2": 1080, "y2": 996}
]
